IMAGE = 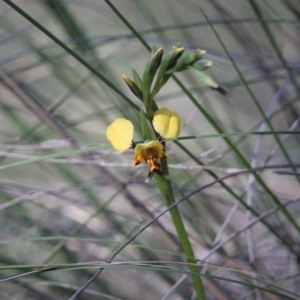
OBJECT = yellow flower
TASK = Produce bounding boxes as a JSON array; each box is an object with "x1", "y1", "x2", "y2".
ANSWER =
[
  {"x1": 106, "y1": 108, "x2": 180, "y2": 181},
  {"x1": 133, "y1": 140, "x2": 167, "y2": 170}
]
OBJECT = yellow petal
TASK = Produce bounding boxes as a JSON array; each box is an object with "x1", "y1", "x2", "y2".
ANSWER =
[
  {"x1": 106, "y1": 118, "x2": 134, "y2": 152},
  {"x1": 152, "y1": 108, "x2": 181, "y2": 138}
]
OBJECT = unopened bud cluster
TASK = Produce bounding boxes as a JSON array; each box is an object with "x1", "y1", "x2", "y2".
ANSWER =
[{"x1": 122, "y1": 45, "x2": 226, "y2": 112}]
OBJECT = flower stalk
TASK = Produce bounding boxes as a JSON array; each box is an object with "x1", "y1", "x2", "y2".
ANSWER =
[
  {"x1": 154, "y1": 170, "x2": 205, "y2": 300},
  {"x1": 140, "y1": 48, "x2": 206, "y2": 298},
  {"x1": 105, "y1": 45, "x2": 223, "y2": 300},
  {"x1": 139, "y1": 107, "x2": 206, "y2": 298}
]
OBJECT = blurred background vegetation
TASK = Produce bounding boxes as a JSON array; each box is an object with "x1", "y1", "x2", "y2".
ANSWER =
[{"x1": 0, "y1": 0, "x2": 300, "y2": 299}]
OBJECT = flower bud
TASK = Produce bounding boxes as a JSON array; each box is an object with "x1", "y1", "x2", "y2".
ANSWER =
[
  {"x1": 142, "y1": 47, "x2": 164, "y2": 105},
  {"x1": 122, "y1": 75, "x2": 143, "y2": 100},
  {"x1": 165, "y1": 49, "x2": 206, "y2": 74},
  {"x1": 192, "y1": 69, "x2": 228, "y2": 96},
  {"x1": 151, "y1": 46, "x2": 185, "y2": 96},
  {"x1": 192, "y1": 60, "x2": 213, "y2": 71}
]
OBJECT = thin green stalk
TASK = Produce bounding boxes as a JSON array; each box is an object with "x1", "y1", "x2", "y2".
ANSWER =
[
  {"x1": 248, "y1": 0, "x2": 300, "y2": 94},
  {"x1": 139, "y1": 103, "x2": 205, "y2": 298},
  {"x1": 2, "y1": 0, "x2": 139, "y2": 112},
  {"x1": 200, "y1": 8, "x2": 300, "y2": 233},
  {"x1": 154, "y1": 173, "x2": 205, "y2": 300},
  {"x1": 139, "y1": 103, "x2": 206, "y2": 298},
  {"x1": 175, "y1": 141, "x2": 300, "y2": 259},
  {"x1": 0, "y1": 145, "x2": 109, "y2": 171}
]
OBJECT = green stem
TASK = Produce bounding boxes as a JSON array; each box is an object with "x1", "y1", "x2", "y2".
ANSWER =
[
  {"x1": 140, "y1": 98, "x2": 205, "y2": 298},
  {"x1": 155, "y1": 161, "x2": 206, "y2": 300},
  {"x1": 140, "y1": 104, "x2": 205, "y2": 298}
]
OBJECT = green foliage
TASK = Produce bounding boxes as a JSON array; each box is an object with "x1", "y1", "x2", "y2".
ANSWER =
[{"x1": 1, "y1": 0, "x2": 300, "y2": 300}]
